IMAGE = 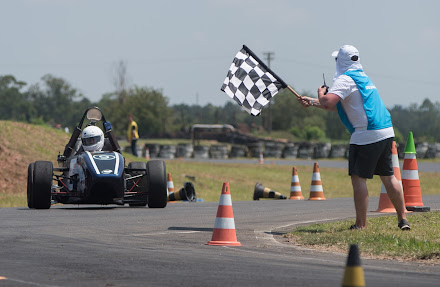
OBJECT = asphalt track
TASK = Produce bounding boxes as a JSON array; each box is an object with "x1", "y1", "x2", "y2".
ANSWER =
[{"x1": 1, "y1": 195, "x2": 439, "y2": 287}]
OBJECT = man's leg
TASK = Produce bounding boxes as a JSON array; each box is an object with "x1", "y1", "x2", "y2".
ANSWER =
[
  {"x1": 380, "y1": 175, "x2": 406, "y2": 222},
  {"x1": 351, "y1": 174, "x2": 369, "y2": 229},
  {"x1": 131, "y1": 139, "x2": 138, "y2": 157}
]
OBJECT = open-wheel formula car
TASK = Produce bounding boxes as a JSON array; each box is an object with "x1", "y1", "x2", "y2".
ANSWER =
[{"x1": 27, "y1": 106, "x2": 167, "y2": 209}]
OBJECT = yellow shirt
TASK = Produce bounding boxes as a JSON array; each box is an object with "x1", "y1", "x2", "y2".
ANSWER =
[{"x1": 127, "y1": 120, "x2": 139, "y2": 141}]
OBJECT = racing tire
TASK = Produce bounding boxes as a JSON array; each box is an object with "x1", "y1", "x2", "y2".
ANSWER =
[
  {"x1": 32, "y1": 161, "x2": 53, "y2": 209},
  {"x1": 27, "y1": 163, "x2": 35, "y2": 208},
  {"x1": 146, "y1": 160, "x2": 167, "y2": 208},
  {"x1": 127, "y1": 162, "x2": 148, "y2": 207}
]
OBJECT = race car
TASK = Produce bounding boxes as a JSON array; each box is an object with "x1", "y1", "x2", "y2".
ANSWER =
[{"x1": 27, "y1": 106, "x2": 167, "y2": 209}]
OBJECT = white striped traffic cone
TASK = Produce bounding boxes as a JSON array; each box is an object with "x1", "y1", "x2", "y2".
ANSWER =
[
  {"x1": 289, "y1": 166, "x2": 304, "y2": 200},
  {"x1": 167, "y1": 173, "x2": 174, "y2": 196},
  {"x1": 402, "y1": 132, "x2": 430, "y2": 212},
  {"x1": 207, "y1": 182, "x2": 241, "y2": 246},
  {"x1": 308, "y1": 162, "x2": 326, "y2": 200},
  {"x1": 259, "y1": 151, "x2": 264, "y2": 164},
  {"x1": 376, "y1": 141, "x2": 403, "y2": 212},
  {"x1": 145, "y1": 147, "x2": 150, "y2": 160}
]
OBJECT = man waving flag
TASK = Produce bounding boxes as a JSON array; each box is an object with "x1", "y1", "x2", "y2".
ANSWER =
[{"x1": 221, "y1": 45, "x2": 300, "y2": 116}]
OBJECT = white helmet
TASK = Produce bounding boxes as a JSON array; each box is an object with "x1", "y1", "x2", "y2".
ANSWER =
[{"x1": 81, "y1": 126, "x2": 104, "y2": 152}]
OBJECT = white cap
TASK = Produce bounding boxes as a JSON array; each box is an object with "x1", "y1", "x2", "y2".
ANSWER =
[
  {"x1": 331, "y1": 45, "x2": 359, "y2": 61},
  {"x1": 332, "y1": 45, "x2": 363, "y2": 80}
]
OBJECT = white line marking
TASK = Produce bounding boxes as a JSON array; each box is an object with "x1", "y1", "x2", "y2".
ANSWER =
[{"x1": 0, "y1": 277, "x2": 60, "y2": 287}]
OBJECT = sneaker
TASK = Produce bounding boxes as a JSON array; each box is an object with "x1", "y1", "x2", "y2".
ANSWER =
[
  {"x1": 349, "y1": 224, "x2": 360, "y2": 230},
  {"x1": 398, "y1": 219, "x2": 411, "y2": 230}
]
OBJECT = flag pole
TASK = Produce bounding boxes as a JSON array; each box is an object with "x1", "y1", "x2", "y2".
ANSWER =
[
  {"x1": 242, "y1": 46, "x2": 301, "y2": 99},
  {"x1": 286, "y1": 86, "x2": 301, "y2": 98}
]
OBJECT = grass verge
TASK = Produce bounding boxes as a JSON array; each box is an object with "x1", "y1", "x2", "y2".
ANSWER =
[{"x1": 286, "y1": 211, "x2": 440, "y2": 264}]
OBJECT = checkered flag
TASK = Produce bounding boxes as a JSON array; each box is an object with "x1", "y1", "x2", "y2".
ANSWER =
[{"x1": 221, "y1": 45, "x2": 288, "y2": 116}]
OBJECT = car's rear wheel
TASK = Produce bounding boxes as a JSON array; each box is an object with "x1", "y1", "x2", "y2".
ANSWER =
[
  {"x1": 146, "y1": 160, "x2": 167, "y2": 208},
  {"x1": 127, "y1": 162, "x2": 147, "y2": 207},
  {"x1": 32, "y1": 161, "x2": 53, "y2": 209},
  {"x1": 27, "y1": 163, "x2": 35, "y2": 208}
]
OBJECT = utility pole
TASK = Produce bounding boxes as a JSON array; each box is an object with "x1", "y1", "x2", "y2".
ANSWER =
[{"x1": 263, "y1": 52, "x2": 274, "y2": 134}]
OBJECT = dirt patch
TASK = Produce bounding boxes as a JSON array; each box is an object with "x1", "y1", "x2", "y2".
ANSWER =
[{"x1": 0, "y1": 121, "x2": 68, "y2": 195}]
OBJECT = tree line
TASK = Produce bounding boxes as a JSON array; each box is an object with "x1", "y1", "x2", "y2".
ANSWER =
[{"x1": 1, "y1": 74, "x2": 440, "y2": 143}]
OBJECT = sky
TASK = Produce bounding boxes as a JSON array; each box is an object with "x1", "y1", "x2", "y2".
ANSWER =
[{"x1": 1, "y1": 0, "x2": 439, "y2": 108}]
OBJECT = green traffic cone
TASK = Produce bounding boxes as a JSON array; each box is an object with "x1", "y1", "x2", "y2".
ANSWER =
[{"x1": 404, "y1": 131, "x2": 416, "y2": 154}]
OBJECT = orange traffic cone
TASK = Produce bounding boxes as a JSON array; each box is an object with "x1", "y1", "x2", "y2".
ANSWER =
[
  {"x1": 145, "y1": 147, "x2": 150, "y2": 160},
  {"x1": 289, "y1": 167, "x2": 304, "y2": 200},
  {"x1": 259, "y1": 151, "x2": 264, "y2": 164},
  {"x1": 167, "y1": 173, "x2": 174, "y2": 196},
  {"x1": 402, "y1": 132, "x2": 430, "y2": 212},
  {"x1": 308, "y1": 162, "x2": 326, "y2": 200},
  {"x1": 376, "y1": 141, "x2": 403, "y2": 213},
  {"x1": 207, "y1": 182, "x2": 242, "y2": 246}
]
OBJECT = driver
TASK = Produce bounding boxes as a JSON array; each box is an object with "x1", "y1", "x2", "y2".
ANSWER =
[{"x1": 81, "y1": 126, "x2": 104, "y2": 152}]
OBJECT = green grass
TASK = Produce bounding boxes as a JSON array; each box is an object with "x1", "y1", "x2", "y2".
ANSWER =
[
  {"x1": 124, "y1": 156, "x2": 357, "y2": 202},
  {"x1": 287, "y1": 212, "x2": 440, "y2": 263},
  {"x1": 0, "y1": 193, "x2": 27, "y2": 208}
]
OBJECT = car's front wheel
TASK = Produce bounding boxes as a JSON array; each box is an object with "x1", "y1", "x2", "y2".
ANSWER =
[
  {"x1": 27, "y1": 163, "x2": 35, "y2": 208},
  {"x1": 146, "y1": 160, "x2": 167, "y2": 208},
  {"x1": 32, "y1": 161, "x2": 53, "y2": 209}
]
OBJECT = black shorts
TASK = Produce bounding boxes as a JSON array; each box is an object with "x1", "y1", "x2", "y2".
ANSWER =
[{"x1": 348, "y1": 137, "x2": 394, "y2": 179}]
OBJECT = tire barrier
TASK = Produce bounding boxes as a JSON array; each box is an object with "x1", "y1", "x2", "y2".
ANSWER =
[
  {"x1": 247, "y1": 142, "x2": 264, "y2": 158},
  {"x1": 193, "y1": 145, "x2": 210, "y2": 159},
  {"x1": 158, "y1": 145, "x2": 176, "y2": 159},
  {"x1": 424, "y1": 142, "x2": 440, "y2": 159},
  {"x1": 415, "y1": 142, "x2": 429, "y2": 159},
  {"x1": 209, "y1": 145, "x2": 228, "y2": 159},
  {"x1": 298, "y1": 142, "x2": 314, "y2": 159},
  {"x1": 142, "y1": 141, "x2": 440, "y2": 159},
  {"x1": 282, "y1": 143, "x2": 299, "y2": 159},
  {"x1": 263, "y1": 142, "x2": 284, "y2": 158},
  {"x1": 313, "y1": 143, "x2": 332, "y2": 159},
  {"x1": 329, "y1": 144, "x2": 348, "y2": 158},
  {"x1": 230, "y1": 145, "x2": 247, "y2": 158},
  {"x1": 144, "y1": 144, "x2": 160, "y2": 158},
  {"x1": 176, "y1": 143, "x2": 193, "y2": 158}
]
